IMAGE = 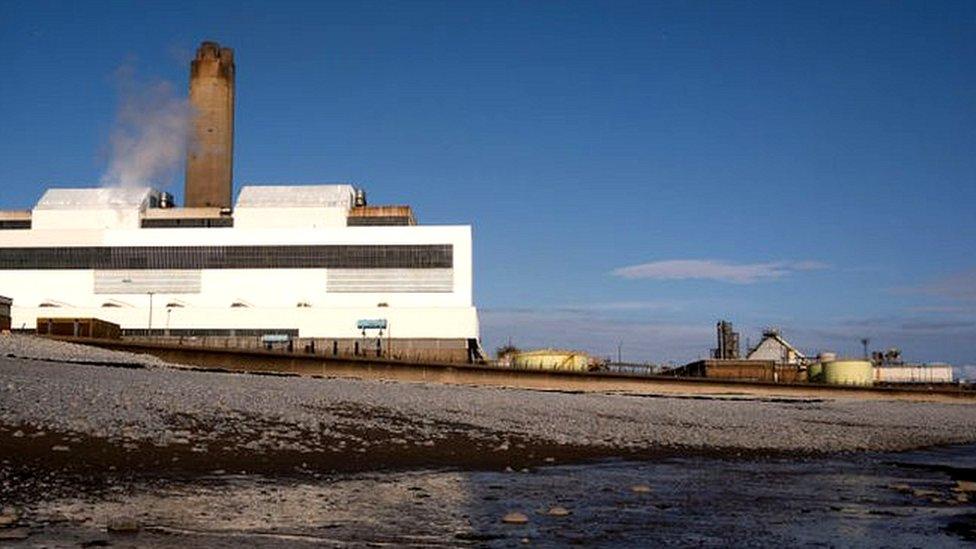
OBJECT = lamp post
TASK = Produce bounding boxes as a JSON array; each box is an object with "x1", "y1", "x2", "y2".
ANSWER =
[
  {"x1": 147, "y1": 291, "x2": 154, "y2": 335},
  {"x1": 119, "y1": 278, "x2": 154, "y2": 337}
]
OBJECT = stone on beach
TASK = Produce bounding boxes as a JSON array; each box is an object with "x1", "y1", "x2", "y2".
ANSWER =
[
  {"x1": 0, "y1": 506, "x2": 21, "y2": 527},
  {"x1": 954, "y1": 480, "x2": 976, "y2": 493},
  {"x1": 106, "y1": 516, "x2": 140, "y2": 533},
  {"x1": 547, "y1": 506, "x2": 571, "y2": 516},
  {"x1": 0, "y1": 527, "x2": 30, "y2": 541},
  {"x1": 502, "y1": 512, "x2": 529, "y2": 524}
]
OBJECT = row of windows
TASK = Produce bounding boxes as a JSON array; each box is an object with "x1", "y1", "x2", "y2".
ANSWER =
[
  {"x1": 123, "y1": 328, "x2": 299, "y2": 337},
  {"x1": 141, "y1": 218, "x2": 234, "y2": 228},
  {"x1": 347, "y1": 216, "x2": 413, "y2": 226},
  {"x1": 0, "y1": 220, "x2": 31, "y2": 230},
  {"x1": 0, "y1": 244, "x2": 453, "y2": 270}
]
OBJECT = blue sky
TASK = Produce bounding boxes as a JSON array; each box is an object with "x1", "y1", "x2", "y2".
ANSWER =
[{"x1": 1, "y1": 1, "x2": 974, "y2": 368}]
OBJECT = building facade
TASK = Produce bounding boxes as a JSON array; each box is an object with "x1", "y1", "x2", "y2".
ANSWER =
[
  {"x1": 0, "y1": 295, "x2": 10, "y2": 331},
  {"x1": 0, "y1": 185, "x2": 481, "y2": 362},
  {"x1": 746, "y1": 329, "x2": 806, "y2": 365},
  {"x1": 874, "y1": 365, "x2": 954, "y2": 384}
]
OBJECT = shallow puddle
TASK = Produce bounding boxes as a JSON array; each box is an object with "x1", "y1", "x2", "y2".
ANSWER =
[{"x1": 10, "y1": 444, "x2": 976, "y2": 547}]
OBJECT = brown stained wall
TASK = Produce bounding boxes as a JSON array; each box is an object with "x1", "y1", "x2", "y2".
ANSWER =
[
  {"x1": 124, "y1": 335, "x2": 471, "y2": 363},
  {"x1": 348, "y1": 206, "x2": 415, "y2": 218},
  {"x1": 702, "y1": 361, "x2": 805, "y2": 383},
  {"x1": 184, "y1": 42, "x2": 234, "y2": 208},
  {"x1": 347, "y1": 206, "x2": 416, "y2": 226},
  {"x1": 675, "y1": 359, "x2": 807, "y2": 383},
  {"x1": 36, "y1": 318, "x2": 121, "y2": 339}
]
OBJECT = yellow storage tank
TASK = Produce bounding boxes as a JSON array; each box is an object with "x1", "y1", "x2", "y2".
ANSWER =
[
  {"x1": 807, "y1": 352, "x2": 836, "y2": 383},
  {"x1": 822, "y1": 360, "x2": 874, "y2": 386},
  {"x1": 511, "y1": 349, "x2": 590, "y2": 372}
]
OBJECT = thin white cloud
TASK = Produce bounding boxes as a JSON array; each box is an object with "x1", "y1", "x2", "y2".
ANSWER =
[
  {"x1": 907, "y1": 269, "x2": 976, "y2": 301},
  {"x1": 611, "y1": 259, "x2": 828, "y2": 284},
  {"x1": 554, "y1": 300, "x2": 686, "y2": 313},
  {"x1": 906, "y1": 305, "x2": 972, "y2": 314}
]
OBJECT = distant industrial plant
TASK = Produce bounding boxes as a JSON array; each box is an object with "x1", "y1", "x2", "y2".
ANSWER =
[{"x1": 665, "y1": 321, "x2": 955, "y2": 386}]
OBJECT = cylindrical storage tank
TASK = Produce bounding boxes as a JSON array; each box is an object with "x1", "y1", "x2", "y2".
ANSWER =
[
  {"x1": 511, "y1": 349, "x2": 589, "y2": 372},
  {"x1": 807, "y1": 362, "x2": 824, "y2": 383},
  {"x1": 822, "y1": 360, "x2": 874, "y2": 386}
]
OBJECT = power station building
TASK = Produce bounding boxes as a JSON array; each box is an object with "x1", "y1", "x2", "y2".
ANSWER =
[{"x1": 0, "y1": 42, "x2": 482, "y2": 362}]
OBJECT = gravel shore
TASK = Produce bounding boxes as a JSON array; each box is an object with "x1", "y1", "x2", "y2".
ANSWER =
[
  {"x1": 3, "y1": 335, "x2": 976, "y2": 546},
  {"x1": 3, "y1": 334, "x2": 976, "y2": 461},
  {"x1": 0, "y1": 333, "x2": 178, "y2": 368}
]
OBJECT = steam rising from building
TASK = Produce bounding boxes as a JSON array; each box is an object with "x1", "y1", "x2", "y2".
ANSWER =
[{"x1": 100, "y1": 71, "x2": 191, "y2": 189}]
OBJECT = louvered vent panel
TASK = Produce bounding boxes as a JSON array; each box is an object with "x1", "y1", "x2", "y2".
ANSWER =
[
  {"x1": 94, "y1": 270, "x2": 202, "y2": 294},
  {"x1": 327, "y1": 268, "x2": 453, "y2": 293}
]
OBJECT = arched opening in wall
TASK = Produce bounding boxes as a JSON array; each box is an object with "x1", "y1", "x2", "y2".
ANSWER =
[
  {"x1": 230, "y1": 301, "x2": 251, "y2": 308},
  {"x1": 101, "y1": 303, "x2": 122, "y2": 308}
]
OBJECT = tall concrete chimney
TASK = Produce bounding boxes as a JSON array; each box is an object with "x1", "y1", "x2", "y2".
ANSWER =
[{"x1": 184, "y1": 41, "x2": 234, "y2": 208}]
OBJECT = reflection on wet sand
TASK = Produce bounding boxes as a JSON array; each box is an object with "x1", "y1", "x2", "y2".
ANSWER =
[{"x1": 15, "y1": 444, "x2": 976, "y2": 547}]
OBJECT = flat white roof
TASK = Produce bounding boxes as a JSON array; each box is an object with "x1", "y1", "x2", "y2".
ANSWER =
[
  {"x1": 34, "y1": 187, "x2": 154, "y2": 210},
  {"x1": 236, "y1": 184, "x2": 355, "y2": 208}
]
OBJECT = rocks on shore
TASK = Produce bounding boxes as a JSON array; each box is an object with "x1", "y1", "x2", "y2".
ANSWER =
[
  {"x1": 0, "y1": 334, "x2": 177, "y2": 369},
  {"x1": 547, "y1": 506, "x2": 571, "y2": 517},
  {"x1": 106, "y1": 516, "x2": 140, "y2": 533},
  {"x1": 1, "y1": 332, "x2": 976, "y2": 462},
  {"x1": 954, "y1": 480, "x2": 976, "y2": 493},
  {"x1": 502, "y1": 512, "x2": 529, "y2": 524},
  {"x1": 0, "y1": 527, "x2": 30, "y2": 541},
  {"x1": 0, "y1": 506, "x2": 21, "y2": 527}
]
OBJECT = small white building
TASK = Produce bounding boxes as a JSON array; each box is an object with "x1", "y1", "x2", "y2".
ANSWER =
[
  {"x1": 0, "y1": 185, "x2": 481, "y2": 361},
  {"x1": 746, "y1": 329, "x2": 806, "y2": 365},
  {"x1": 875, "y1": 364, "x2": 954, "y2": 384}
]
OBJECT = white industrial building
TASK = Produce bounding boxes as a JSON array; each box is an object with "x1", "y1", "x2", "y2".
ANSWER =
[
  {"x1": 746, "y1": 329, "x2": 806, "y2": 365},
  {"x1": 1, "y1": 41, "x2": 484, "y2": 361},
  {"x1": 0, "y1": 184, "x2": 482, "y2": 362},
  {"x1": 874, "y1": 364, "x2": 954, "y2": 384}
]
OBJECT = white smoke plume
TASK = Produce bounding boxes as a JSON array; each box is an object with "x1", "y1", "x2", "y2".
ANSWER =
[{"x1": 100, "y1": 64, "x2": 191, "y2": 188}]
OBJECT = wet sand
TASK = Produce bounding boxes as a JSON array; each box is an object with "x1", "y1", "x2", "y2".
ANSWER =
[{"x1": 2, "y1": 442, "x2": 975, "y2": 547}]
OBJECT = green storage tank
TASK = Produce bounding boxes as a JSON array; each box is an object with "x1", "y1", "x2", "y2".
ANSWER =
[
  {"x1": 807, "y1": 362, "x2": 823, "y2": 383},
  {"x1": 822, "y1": 360, "x2": 874, "y2": 386}
]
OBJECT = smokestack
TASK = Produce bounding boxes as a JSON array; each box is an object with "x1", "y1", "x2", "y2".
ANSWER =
[{"x1": 184, "y1": 41, "x2": 234, "y2": 208}]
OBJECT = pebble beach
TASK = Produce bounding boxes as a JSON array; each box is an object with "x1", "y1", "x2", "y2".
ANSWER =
[{"x1": 2, "y1": 334, "x2": 976, "y2": 546}]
